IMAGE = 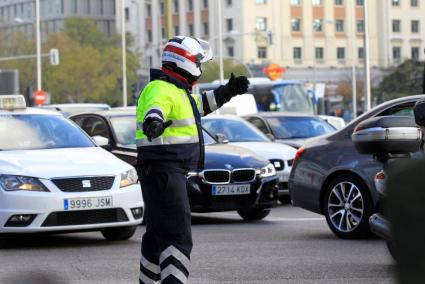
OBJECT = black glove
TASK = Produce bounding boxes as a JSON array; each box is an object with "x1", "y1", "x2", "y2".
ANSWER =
[
  {"x1": 223, "y1": 73, "x2": 250, "y2": 99},
  {"x1": 143, "y1": 118, "x2": 173, "y2": 142}
]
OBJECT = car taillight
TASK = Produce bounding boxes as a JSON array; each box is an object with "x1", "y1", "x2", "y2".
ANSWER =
[
  {"x1": 294, "y1": 146, "x2": 305, "y2": 163},
  {"x1": 375, "y1": 171, "x2": 386, "y2": 180}
]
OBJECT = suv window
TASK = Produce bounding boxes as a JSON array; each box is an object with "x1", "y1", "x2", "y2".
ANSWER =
[
  {"x1": 75, "y1": 116, "x2": 110, "y2": 139},
  {"x1": 247, "y1": 117, "x2": 270, "y2": 134}
]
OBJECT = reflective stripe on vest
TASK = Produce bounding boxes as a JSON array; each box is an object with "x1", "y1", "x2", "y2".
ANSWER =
[{"x1": 136, "y1": 135, "x2": 199, "y2": 146}]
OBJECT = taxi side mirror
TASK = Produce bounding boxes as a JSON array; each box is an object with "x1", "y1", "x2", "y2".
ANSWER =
[
  {"x1": 265, "y1": 133, "x2": 275, "y2": 141},
  {"x1": 92, "y1": 136, "x2": 110, "y2": 148}
]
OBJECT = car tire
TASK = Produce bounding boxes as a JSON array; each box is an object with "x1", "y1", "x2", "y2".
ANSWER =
[
  {"x1": 237, "y1": 208, "x2": 270, "y2": 221},
  {"x1": 324, "y1": 174, "x2": 373, "y2": 239},
  {"x1": 279, "y1": 195, "x2": 291, "y2": 204},
  {"x1": 387, "y1": 241, "x2": 398, "y2": 262},
  {"x1": 101, "y1": 226, "x2": 137, "y2": 241}
]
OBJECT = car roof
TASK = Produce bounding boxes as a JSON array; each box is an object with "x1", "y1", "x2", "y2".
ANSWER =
[
  {"x1": 43, "y1": 103, "x2": 111, "y2": 108},
  {"x1": 0, "y1": 107, "x2": 62, "y2": 116},
  {"x1": 202, "y1": 114, "x2": 246, "y2": 121},
  {"x1": 70, "y1": 108, "x2": 136, "y2": 118},
  {"x1": 249, "y1": 112, "x2": 318, "y2": 118}
]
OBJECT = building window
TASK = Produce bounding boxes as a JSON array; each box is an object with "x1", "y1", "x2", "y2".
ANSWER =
[
  {"x1": 256, "y1": 17, "x2": 267, "y2": 31},
  {"x1": 173, "y1": 0, "x2": 179, "y2": 13},
  {"x1": 61, "y1": 0, "x2": 65, "y2": 14},
  {"x1": 312, "y1": 0, "x2": 323, "y2": 5},
  {"x1": 149, "y1": 56, "x2": 153, "y2": 68},
  {"x1": 72, "y1": 0, "x2": 78, "y2": 14},
  {"x1": 411, "y1": 20, "x2": 419, "y2": 33},
  {"x1": 188, "y1": 24, "x2": 194, "y2": 36},
  {"x1": 293, "y1": 47, "x2": 302, "y2": 59},
  {"x1": 100, "y1": 0, "x2": 104, "y2": 15},
  {"x1": 356, "y1": 20, "x2": 364, "y2": 32},
  {"x1": 174, "y1": 26, "x2": 180, "y2": 35},
  {"x1": 226, "y1": 18, "x2": 233, "y2": 31},
  {"x1": 226, "y1": 0, "x2": 233, "y2": 6},
  {"x1": 125, "y1": 8, "x2": 130, "y2": 21},
  {"x1": 256, "y1": 0, "x2": 267, "y2": 4},
  {"x1": 203, "y1": 22, "x2": 209, "y2": 35},
  {"x1": 411, "y1": 0, "x2": 418, "y2": 6},
  {"x1": 313, "y1": 19, "x2": 323, "y2": 32},
  {"x1": 358, "y1": 47, "x2": 364, "y2": 59},
  {"x1": 393, "y1": 47, "x2": 401, "y2": 61},
  {"x1": 335, "y1": 0, "x2": 343, "y2": 5},
  {"x1": 291, "y1": 19, "x2": 301, "y2": 32},
  {"x1": 147, "y1": 30, "x2": 152, "y2": 42},
  {"x1": 188, "y1": 0, "x2": 193, "y2": 11},
  {"x1": 203, "y1": 0, "x2": 209, "y2": 9},
  {"x1": 146, "y1": 4, "x2": 152, "y2": 17},
  {"x1": 335, "y1": 20, "x2": 344, "y2": 32},
  {"x1": 87, "y1": 1, "x2": 91, "y2": 15},
  {"x1": 160, "y1": 2, "x2": 165, "y2": 15},
  {"x1": 290, "y1": 0, "x2": 302, "y2": 4},
  {"x1": 356, "y1": 0, "x2": 364, "y2": 5},
  {"x1": 228, "y1": 46, "x2": 234, "y2": 57},
  {"x1": 258, "y1": 47, "x2": 267, "y2": 59},
  {"x1": 315, "y1": 47, "x2": 324, "y2": 60},
  {"x1": 412, "y1": 47, "x2": 420, "y2": 60},
  {"x1": 161, "y1": 27, "x2": 166, "y2": 39},
  {"x1": 337, "y1": 47, "x2": 345, "y2": 60},
  {"x1": 392, "y1": 0, "x2": 400, "y2": 6},
  {"x1": 392, "y1": 20, "x2": 401, "y2": 32}
]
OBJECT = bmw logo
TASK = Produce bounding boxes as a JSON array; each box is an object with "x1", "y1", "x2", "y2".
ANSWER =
[{"x1": 224, "y1": 164, "x2": 233, "y2": 170}]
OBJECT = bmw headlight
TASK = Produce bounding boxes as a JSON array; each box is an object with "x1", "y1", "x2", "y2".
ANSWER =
[
  {"x1": 0, "y1": 175, "x2": 49, "y2": 192},
  {"x1": 120, "y1": 168, "x2": 138, "y2": 188},
  {"x1": 258, "y1": 163, "x2": 277, "y2": 178}
]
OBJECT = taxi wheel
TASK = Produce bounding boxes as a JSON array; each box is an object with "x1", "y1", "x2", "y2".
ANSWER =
[
  {"x1": 387, "y1": 241, "x2": 398, "y2": 262},
  {"x1": 101, "y1": 226, "x2": 137, "y2": 241},
  {"x1": 237, "y1": 208, "x2": 270, "y2": 221}
]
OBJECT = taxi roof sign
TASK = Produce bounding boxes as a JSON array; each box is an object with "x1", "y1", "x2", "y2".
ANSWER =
[{"x1": 0, "y1": 95, "x2": 27, "y2": 110}]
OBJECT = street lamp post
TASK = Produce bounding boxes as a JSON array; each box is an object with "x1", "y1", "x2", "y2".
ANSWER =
[
  {"x1": 121, "y1": 0, "x2": 128, "y2": 107},
  {"x1": 217, "y1": 0, "x2": 224, "y2": 84},
  {"x1": 351, "y1": 0, "x2": 357, "y2": 118},
  {"x1": 363, "y1": 0, "x2": 371, "y2": 111},
  {"x1": 35, "y1": 0, "x2": 42, "y2": 92}
]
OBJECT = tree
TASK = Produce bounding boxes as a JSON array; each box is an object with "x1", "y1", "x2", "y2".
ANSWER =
[
  {"x1": 375, "y1": 60, "x2": 424, "y2": 101},
  {"x1": 43, "y1": 17, "x2": 141, "y2": 105},
  {"x1": 199, "y1": 59, "x2": 251, "y2": 83}
]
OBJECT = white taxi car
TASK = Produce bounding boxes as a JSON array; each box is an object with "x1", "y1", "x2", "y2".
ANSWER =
[{"x1": 0, "y1": 95, "x2": 143, "y2": 240}]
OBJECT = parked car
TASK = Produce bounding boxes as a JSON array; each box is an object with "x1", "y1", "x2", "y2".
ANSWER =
[
  {"x1": 244, "y1": 112, "x2": 336, "y2": 149},
  {"x1": 0, "y1": 96, "x2": 143, "y2": 240},
  {"x1": 289, "y1": 94, "x2": 425, "y2": 239},
  {"x1": 69, "y1": 109, "x2": 279, "y2": 220},
  {"x1": 352, "y1": 115, "x2": 423, "y2": 260},
  {"x1": 41, "y1": 103, "x2": 111, "y2": 117},
  {"x1": 201, "y1": 115, "x2": 297, "y2": 203}
]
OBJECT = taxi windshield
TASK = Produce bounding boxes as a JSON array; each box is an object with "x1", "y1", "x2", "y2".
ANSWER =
[{"x1": 0, "y1": 114, "x2": 94, "y2": 150}]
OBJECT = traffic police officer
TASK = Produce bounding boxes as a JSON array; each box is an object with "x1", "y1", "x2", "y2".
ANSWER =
[{"x1": 136, "y1": 36, "x2": 250, "y2": 284}]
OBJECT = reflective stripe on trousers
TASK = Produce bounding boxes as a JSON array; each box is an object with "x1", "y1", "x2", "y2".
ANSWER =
[{"x1": 136, "y1": 135, "x2": 199, "y2": 146}]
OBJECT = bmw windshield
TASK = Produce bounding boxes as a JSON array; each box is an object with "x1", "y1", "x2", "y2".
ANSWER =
[
  {"x1": 202, "y1": 118, "x2": 269, "y2": 142},
  {"x1": 266, "y1": 116, "x2": 336, "y2": 139},
  {"x1": 0, "y1": 115, "x2": 94, "y2": 150}
]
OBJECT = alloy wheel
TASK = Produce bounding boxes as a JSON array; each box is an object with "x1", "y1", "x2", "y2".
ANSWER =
[{"x1": 327, "y1": 181, "x2": 364, "y2": 233}]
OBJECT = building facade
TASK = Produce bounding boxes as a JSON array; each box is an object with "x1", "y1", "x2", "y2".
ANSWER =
[
  {"x1": 116, "y1": 0, "x2": 425, "y2": 82},
  {"x1": 0, "y1": 0, "x2": 116, "y2": 39}
]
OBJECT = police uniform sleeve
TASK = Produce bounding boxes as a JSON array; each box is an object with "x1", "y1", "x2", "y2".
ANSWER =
[{"x1": 139, "y1": 84, "x2": 174, "y2": 129}]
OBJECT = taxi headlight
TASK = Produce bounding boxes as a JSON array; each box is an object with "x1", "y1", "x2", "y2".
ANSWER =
[
  {"x1": 0, "y1": 175, "x2": 49, "y2": 192},
  {"x1": 258, "y1": 163, "x2": 277, "y2": 178},
  {"x1": 120, "y1": 168, "x2": 138, "y2": 188}
]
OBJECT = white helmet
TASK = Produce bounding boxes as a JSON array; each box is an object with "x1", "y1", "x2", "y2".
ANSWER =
[{"x1": 162, "y1": 36, "x2": 213, "y2": 80}]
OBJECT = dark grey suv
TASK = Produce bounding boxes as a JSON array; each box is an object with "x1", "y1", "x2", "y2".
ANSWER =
[{"x1": 289, "y1": 95, "x2": 425, "y2": 239}]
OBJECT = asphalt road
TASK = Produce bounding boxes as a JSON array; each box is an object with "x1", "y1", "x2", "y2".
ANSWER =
[{"x1": 0, "y1": 205, "x2": 396, "y2": 284}]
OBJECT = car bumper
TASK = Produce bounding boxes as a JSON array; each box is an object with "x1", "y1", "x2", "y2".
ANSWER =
[
  {"x1": 369, "y1": 213, "x2": 392, "y2": 242},
  {"x1": 277, "y1": 169, "x2": 290, "y2": 196},
  {"x1": 188, "y1": 176, "x2": 278, "y2": 213},
  {"x1": 0, "y1": 184, "x2": 143, "y2": 233}
]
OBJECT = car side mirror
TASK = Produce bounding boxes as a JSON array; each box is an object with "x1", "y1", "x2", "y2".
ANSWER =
[
  {"x1": 265, "y1": 133, "x2": 275, "y2": 141},
  {"x1": 215, "y1": 133, "x2": 229, "y2": 144},
  {"x1": 92, "y1": 136, "x2": 110, "y2": 149}
]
